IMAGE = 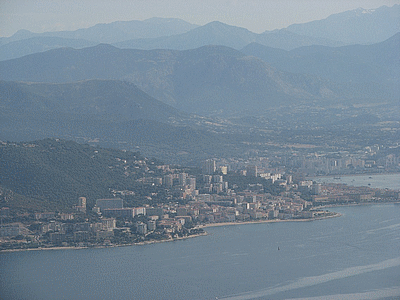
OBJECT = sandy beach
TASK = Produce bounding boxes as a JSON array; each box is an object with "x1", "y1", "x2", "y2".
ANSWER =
[{"x1": 200, "y1": 212, "x2": 341, "y2": 229}]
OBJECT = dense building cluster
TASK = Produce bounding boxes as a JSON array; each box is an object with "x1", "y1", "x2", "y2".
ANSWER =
[{"x1": 1, "y1": 156, "x2": 398, "y2": 251}]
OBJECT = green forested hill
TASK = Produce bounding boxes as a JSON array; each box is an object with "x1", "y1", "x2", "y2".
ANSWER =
[
  {"x1": 0, "y1": 139, "x2": 154, "y2": 212},
  {"x1": 0, "y1": 79, "x2": 185, "y2": 122}
]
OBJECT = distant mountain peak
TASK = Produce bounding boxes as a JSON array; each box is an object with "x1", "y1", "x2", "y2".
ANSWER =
[
  {"x1": 14, "y1": 29, "x2": 33, "y2": 35},
  {"x1": 92, "y1": 43, "x2": 118, "y2": 49},
  {"x1": 84, "y1": 43, "x2": 119, "y2": 52},
  {"x1": 9, "y1": 29, "x2": 36, "y2": 39},
  {"x1": 286, "y1": 4, "x2": 400, "y2": 44},
  {"x1": 351, "y1": 7, "x2": 376, "y2": 15},
  {"x1": 203, "y1": 21, "x2": 251, "y2": 31},
  {"x1": 206, "y1": 21, "x2": 225, "y2": 25},
  {"x1": 143, "y1": 17, "x2": 196, "y2": 24}
]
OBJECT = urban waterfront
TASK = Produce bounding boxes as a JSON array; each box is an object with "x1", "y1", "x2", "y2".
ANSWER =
[{"x1": 1, "y1": 203, "x2": 399, "y2": 300}]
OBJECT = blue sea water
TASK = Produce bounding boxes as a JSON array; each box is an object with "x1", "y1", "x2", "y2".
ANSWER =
[
  {"x1": 1, "y1": 204, "x2": 399, "y2": 300},
  {"x1": 313, "y1": 173, "x2": 400, "y2": 190}
]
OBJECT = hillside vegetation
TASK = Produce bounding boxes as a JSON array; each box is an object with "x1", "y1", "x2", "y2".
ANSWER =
[{"x1": 0, "y1": 139, "x2": 152, "y2": 211}]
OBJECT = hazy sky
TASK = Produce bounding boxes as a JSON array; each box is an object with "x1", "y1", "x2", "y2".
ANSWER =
[{"x1": 1, "y1": 0, "x2": 399, "y2": 37}]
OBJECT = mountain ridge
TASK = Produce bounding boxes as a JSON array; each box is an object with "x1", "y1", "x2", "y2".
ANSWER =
[
  {"x1": 1, "y1": 5, "x2": 397, "y2": 60},
  {"x1": 1, "y1": 42, "x2": 397, "y2": 116},
  {"x1": 0, "y1": 44, "x2": 339, "y2": 115},
  {"x1": 285, "y1": 4, "x2": 400, "y2": 44},
  {"x1": 241, "y1": 32, "x2": 400, "y2": 85},
  {"x1": 0, "y1": 79, "x2": 185, "y2": 122}
]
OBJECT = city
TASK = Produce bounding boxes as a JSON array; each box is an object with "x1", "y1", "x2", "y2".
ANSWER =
[
  {"x1": 1, "y1": 2, "x2": 399, "y2": 299},
  {"x1": 1, "y1": 155, "x2": 398, "y2": 251}
]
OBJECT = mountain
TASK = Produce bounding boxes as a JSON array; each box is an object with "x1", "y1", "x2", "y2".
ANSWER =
[
  {"x1": 241, "y1": 33, "x2": 400, "y2": 86},
  {"x1": 0, "y1": 29, "x2": 37, "y2": 46},
  {"x1": 255, "y1": 29, "x2": 344, "y2": 50},
  {"x1": 114, "y1": 21, "x2": 343, "y2": 51},
  {"x1": 0, "y1": 79, "x2": 246, "y2": 164},
  {"x1": 115, "y1": 21, "x2": 257, "y2": 50},
  {"x1": 0, "y1": 18, "x2": 198, "y2": 45},
  {"x1": 286, "y1": 5, "x2": 400, "y2": 44},
  {"x1": 0, "y1": 138, "x2": 149, "y2": 211},
  {"x1": 1, "y1": 44, "x2": 375, "y2": 116},
  {"x1": 0, "y1": 19, "x2": 345, "y2": 61},
  {"x1": 62, "y1": 17, "x2": 199, "y2": 43},
  {"x1": 1, "y1": 4, "x2": 397, "y2": 60},
  {"x1": 0, "y1": 18, "x2": 198, "y2": 61},
  {"x1": 0, "y1": 79, "x2": 184, "y2": 122},
  {"x1": 0, "y1": 36, "x2": 98, "y2": 61}
]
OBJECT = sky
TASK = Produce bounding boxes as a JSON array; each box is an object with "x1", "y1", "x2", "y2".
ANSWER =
[{"x1": 0, "y1": 0, "x2": 399, "y2": 37}]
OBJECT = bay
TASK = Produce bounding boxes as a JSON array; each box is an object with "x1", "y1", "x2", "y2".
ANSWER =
[
  {"x1": 312, "y1": 173, "x2": 400, "y2": 190},
  {"x1": 1, "y1": 204, "x2": 399, "y2": 300}
]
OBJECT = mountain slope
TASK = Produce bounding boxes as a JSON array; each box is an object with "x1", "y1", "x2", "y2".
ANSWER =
[
  {"x1": 0, "y1": 18, "x2": 198, "y2": 61},
  {"x1": 0, "y1": 18, "x2": 198, "y2": 45},
  {"x1": 114, "y1": 21, "x2": 343, "y2": 51},
  {"x1": 255, "y1": 29, "x2": 344, "y2": 50},
  {"x1": 2, "y1": 4, "x2": 397, "y2": 60},
  {"x1": 0, "y1": 44, "x2": 361, "y2": 116},
  {"x1": 241, "y1": 33, "x2": 400, "y2": 85},
  {"x1": 115, "y1": 21, "x2": 258, "y2": 50},
  {"x1": 0, "y1": 139, "x2": 148, "y2": 211},
  {"x1": 286, "y1": 4, "x2": 400, "y2": 44},
  {"x1": 0, "y1": 79, "x2": 185, "y2": 122},
  {"x1": 0, "y1": 36, "x2": 98, "y2": 61},
  {"x1": 0, "y1": 80, "x2": 245, "y2": 164}
]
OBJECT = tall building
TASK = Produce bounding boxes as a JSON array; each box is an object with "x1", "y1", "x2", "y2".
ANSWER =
[
  {"x1": 203, "y1": 175, "x2": 212, "y2": 185},
  {"x1": 146, "y1": 207, "x2": 163, "y2": 217},
  {"x1": 96, "y1": 198, "x2": 123, "y2": 212},
  {"x1": 134, "y1": 207, "x2": 146, "y2": 216},
  {"x1": 147, "y1": 220, "x2": 157, "y2": 231},
  {"x1": 203, "y1": 159, "x2": 216, "y2": 174},
  {"x1": 179, "y1": 173, "x2": 188, "y2": 187},
  {"x1": 213, "y1": 175, "x2": 223, "y2": 183},
  {"x1": 102, "y1": 208, "x2": 135, "y2": 218},
  {"x1": 220, "y1": 166, "x2": 228, "y2": 175},
  {"x1": 76, "y1": 197, "x2": 87, "y2": 213},
  {"x1": 246, "y1": 165, "x2": 258, "y2": 177},
  {"x1": 78, "y1": 197, "x2": 86, "y2": 207},
  {"x1": 312, "y1": 184, "x2": 322, "y2": 195},
  {"x1": 136, "y1": 222, "x2": 147, "y2": 235},
  {"x1": 163, "y1": 174, "x2": 174, "y2": 187},
  {"x1": 101, "y1": 218, "x2": 116, "y2": 230},
  {"x1": 187, "y1": 177, "x2": 196, "y2": 191}
]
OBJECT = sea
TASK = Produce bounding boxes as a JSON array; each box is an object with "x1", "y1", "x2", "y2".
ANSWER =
[
  {"x1": 312, "y1": 173, "x2": 400, "y2": 190},
  {"x1": 1, "y1": 174, "x2": 400, "y2": 300}
]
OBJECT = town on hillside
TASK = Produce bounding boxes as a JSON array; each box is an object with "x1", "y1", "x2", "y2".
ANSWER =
[{"x1": 1, "y1": 158, "x2": 399, "y2": 251}]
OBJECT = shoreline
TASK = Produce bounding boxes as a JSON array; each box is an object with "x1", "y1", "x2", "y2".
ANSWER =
[
  {"x1": 308, "y1": 172, "x2": 400, "y2": 179},
  {"x1": 0, "y1": 213, "x2": 340, "y2": 253},
  {"x1": 0, "y1": 232, "x2": 208, "y2": 253},
  {"x1": 200, "y1": 212, "x2": 341, "y2": 229},
  {"x1": 313, "y1": 201, "x2": 400, "y2": 209}
]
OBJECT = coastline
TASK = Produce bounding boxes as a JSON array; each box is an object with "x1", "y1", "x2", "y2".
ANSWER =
[
  {"x1": 0, "y1": 231, "x2": 208, "y2": 253},
  {"x1": 308, "y1": 172, "x2": 400, "y2": 179},
  {"x1": 0, "y1": 214, "x2": 341, "y2": 253},
  {"x1": 312, "y1": 201, "x2": 400, "y2": 209},
  {"x1": 200, "y1": 212, "x2": 341, "y2": 229}
]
